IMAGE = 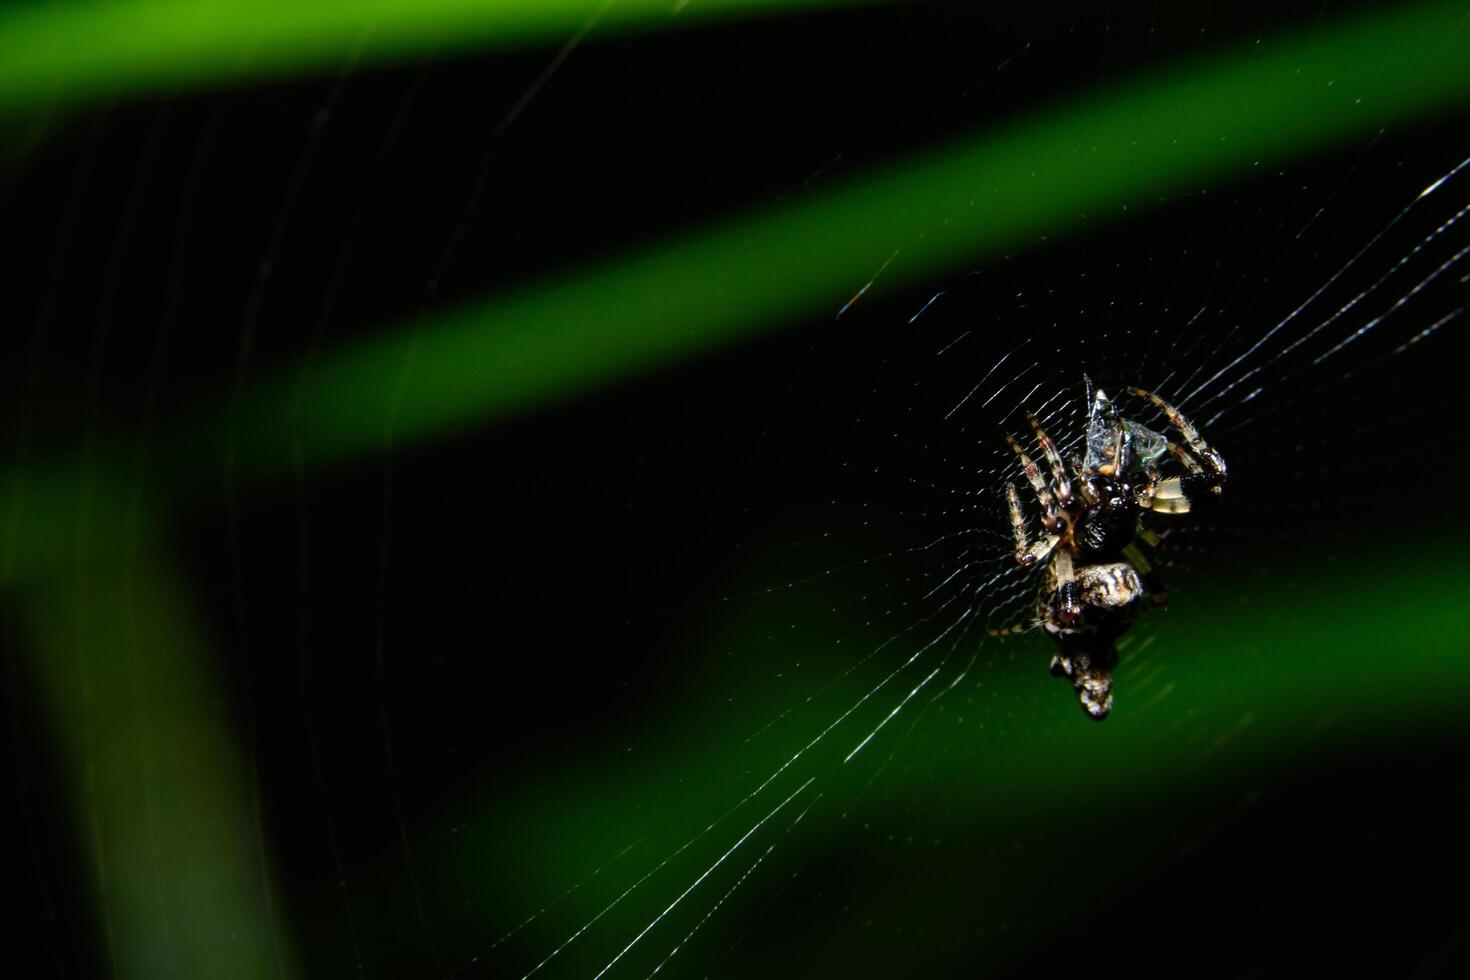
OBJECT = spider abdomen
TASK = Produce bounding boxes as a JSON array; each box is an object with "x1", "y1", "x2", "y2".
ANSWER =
[
  {"x1": 1075, "y1": 561, "x2": 1144, "y2": 619},
  {"x1": 1040, "y1": 561, "x2": 1144, "y2": 639}
]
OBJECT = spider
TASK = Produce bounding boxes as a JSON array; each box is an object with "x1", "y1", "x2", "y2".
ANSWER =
[{"x1": 989, "y1": 386, "x2": 1227, "y2": 720}]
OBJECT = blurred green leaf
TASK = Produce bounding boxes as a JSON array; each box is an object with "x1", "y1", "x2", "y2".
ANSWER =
[
  {"x1": 19, "y1": 546, "x2": 298, "y2": 979},
  {"x1": 477, "y1": 540, "x2": 1470, "y2": 970},
  {"x1": 0, "y1": 0, "x2": 890, "y2": 110},
  {"x1": 229, "y1": 0, "x2": 1470, "y2": 477}
]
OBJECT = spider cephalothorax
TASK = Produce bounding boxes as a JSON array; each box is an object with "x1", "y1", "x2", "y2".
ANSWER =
[{"x1": 991, "y1": 386, "x2": 1227, "y2": 719}]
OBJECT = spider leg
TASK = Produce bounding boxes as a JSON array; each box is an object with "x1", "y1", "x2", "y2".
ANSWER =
[
  {"x1": 1005, "y1": 434, "x2": 1064, "y2": 543},
  {"x1": 987, "y1": 617, "x2": 1039, "y2": 637},
  {"x1": 1168, "y1": 441, "x2": 1203, "y2": 475},
  {"x1": 1051, "y1": 548, "x2": 1081, "y2": 625},
  {"x1": 1069, "y1": 456, "x2": 1099, "y2": 505},
  {"x1": 1146, "y1": 476, "x2": 1194, "y2": 514},
  {"x1": 1005, "y1": 431, "x2": 1052, "y2": 511},
  {"x1": 1026, "y1": 415, "x2": 1072, "y2": 501},
  {"x1": 1128, "y1": 387, "x2": 1227, "y2": 493},
  {"x1": 1006, "y1": 483, "x2": 1057, "y2": 566}
]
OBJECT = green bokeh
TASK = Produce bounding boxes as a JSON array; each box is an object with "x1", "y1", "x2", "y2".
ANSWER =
[
  {"x1": 445, "y1": 540, "x2": 1470, "y2": 973},
  {"x1": 18, "y1": 546, "x2": 297, "y2": 979},
  {"x1": 6, "y1": 0, "x2": 1468, "y2": 503},
  {"x1": 0, "y1": 0, "x2": 889, "y2": 110},
  {"x1": 225, "y1": 0, "x2": 1470, "y2": 476}
]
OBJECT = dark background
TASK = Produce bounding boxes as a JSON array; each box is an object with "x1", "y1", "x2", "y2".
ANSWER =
[{"x1": 4, "y1": 1, "x2": 1469, "y2": 977}]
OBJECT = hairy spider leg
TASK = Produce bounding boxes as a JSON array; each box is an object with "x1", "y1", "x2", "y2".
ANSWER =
[
  {"x1": 1145, "y1": 442, "x2": 1207, "y2": 513},
  {"x1": 1006, "y1": 483, "x2": 1058, "y2": 566},
  {"x1": 1069, "y1": 456, "x2": 1101, "y2": 506},
  {"x1": 1004, "y1": 433, "x2": 1061, "y2": 531},
  {"x1": 1148, "y1": 494, "x2": 1192, "y2": 514},
  {"x1": 1026, "y1": 414, "x2": 1072, "y2": 501},
  {"x1": 1168, "y1": 441, "x2": 1204, "y2": 475},
  {"x1": 1146, "y1": 473, "x2": 1194, "y2": 514},
  {"x1": 1128, "y1": 387, "x2": 1227, "y2": 491},
  {"x1": 1050, "y1": 547, "x2": 1081, "y2": 624},
  {"x1": 987, "y1": 617, "x2": 1039, "y2": 637}
]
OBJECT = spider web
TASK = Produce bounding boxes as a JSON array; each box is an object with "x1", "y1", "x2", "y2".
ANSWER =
[{"x1": 4, "y1": 2, "x2": 1470, "y2": 979}]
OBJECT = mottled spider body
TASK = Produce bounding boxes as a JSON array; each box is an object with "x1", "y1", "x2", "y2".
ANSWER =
[{"x1": 993, "y1": 387, "x2": 1226, "y2": 719}]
